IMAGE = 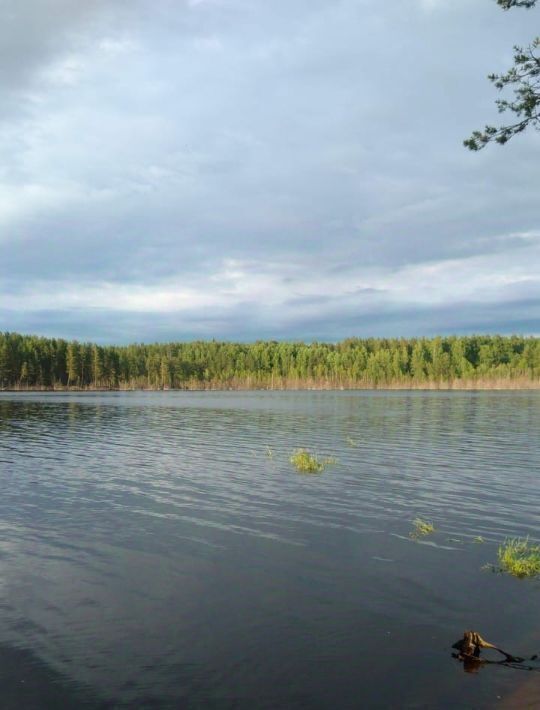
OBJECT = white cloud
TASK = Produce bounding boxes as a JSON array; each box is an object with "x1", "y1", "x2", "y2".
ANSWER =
[
  {"x1": 4, "y1": 235, "x2": 539, "y2": 322},
  {"x1": 98, "y1": 37, "x2": 139, "y2": 56},
  {"x1": 191, "y1": 35, "x2": 223, "y2": 52},
  {"x1": 42, "y1": 55, "x2": 86, "y2": 86}
]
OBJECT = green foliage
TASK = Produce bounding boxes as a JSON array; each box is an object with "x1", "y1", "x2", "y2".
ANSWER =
[
  {"x1": 0, "y1": 332, "x2": 538, "y2": 390},
  {"x1": 289, "y1": 449, "x2": 337, "y2": 473},
  {"x1": 497, "y1": 537, "x2": 540, "y2": 577},
  {"x1": 410, "y1": 518, "x2": 435, "y2": 538},
  {"x1": 465, "y1": 1, "x2": 539, "y2": 149},
  {"x1": 290, "y1": 449, "x2": 323, "y2": 472},
  {"x1": 497, "y1": 1, "x2": 537, "y2": 8}
]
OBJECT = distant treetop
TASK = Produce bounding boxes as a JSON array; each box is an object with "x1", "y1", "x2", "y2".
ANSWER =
[{"x1": 0, "y1": 332, "x2": 538, "y2": 390}]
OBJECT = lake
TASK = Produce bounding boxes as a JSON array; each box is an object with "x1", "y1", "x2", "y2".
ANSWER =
[{"x1": 0, "y1": 391, "x2": 539, "y2": 708}]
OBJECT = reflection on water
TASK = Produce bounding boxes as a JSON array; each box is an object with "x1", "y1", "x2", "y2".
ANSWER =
[{"x1": 0, "y1": 391, "x2": 539, "y2": 708}]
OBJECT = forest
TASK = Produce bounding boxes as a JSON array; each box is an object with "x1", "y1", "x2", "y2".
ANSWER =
[{"x1": 0, "y1": 332, "x2": 539, "y2": 390}]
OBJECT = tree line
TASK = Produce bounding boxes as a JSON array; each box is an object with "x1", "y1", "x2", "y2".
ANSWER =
[{"x1": 0, "y1": 332, "x2": 539, "y2": 390}]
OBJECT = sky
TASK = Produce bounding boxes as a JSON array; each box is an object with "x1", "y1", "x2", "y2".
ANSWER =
[{"x1": 1, "y1": 0, "x2": 539, "y2": 344}]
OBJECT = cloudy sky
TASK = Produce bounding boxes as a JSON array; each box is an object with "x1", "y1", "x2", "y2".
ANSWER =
[{"x1": 1, "y1": 0, "x2": 539, "y2": 343}]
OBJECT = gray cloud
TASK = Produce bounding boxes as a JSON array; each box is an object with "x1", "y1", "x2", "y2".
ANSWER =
[
  {"x1": 1, "y1": 0, "x2": 539, "y2": 341},
  {"x1": 3, "y1": 294, "x2": 539, "y2": 345}
]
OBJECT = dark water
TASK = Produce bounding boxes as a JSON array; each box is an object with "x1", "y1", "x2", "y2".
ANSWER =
[{"x1": 0, "y1": 391, "x2": 539, "y2": 709}]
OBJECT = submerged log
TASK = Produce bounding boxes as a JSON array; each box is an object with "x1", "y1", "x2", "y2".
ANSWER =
[{"x1": 452, "y1": 630, "x2": 524, "y2": 664}]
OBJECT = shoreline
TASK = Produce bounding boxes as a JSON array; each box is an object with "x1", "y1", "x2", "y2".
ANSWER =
[{"x1": 2, "y1": 380, "x2": 540, "y2": 393}]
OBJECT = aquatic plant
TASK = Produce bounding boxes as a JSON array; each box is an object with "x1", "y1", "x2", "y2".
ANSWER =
[
  {"x1": 345, "y1": 436, "x2": 358, "y2": 447},
  {"x1": 265, "y1": 446, "x2": 274, "y2": 459},
  {"x1": 410, "y1": 518, "x2": 435, "y2": 538},
  {"x1": 289, "y1": 449, "x2": 337, "y2": 473},
  {"x1": 497, "y1": 538, "x2": 540, "y2": 578},
  {"x1": 472, "y1": 536, "x2": 485, "y2": 544}
]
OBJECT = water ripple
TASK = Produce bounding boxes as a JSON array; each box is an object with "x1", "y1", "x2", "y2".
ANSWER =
[{"x1": 0, "y1": 391, "x2": 539, "y2": 707}]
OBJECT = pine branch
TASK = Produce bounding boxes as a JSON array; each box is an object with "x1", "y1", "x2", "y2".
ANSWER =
[{"x1": 465, "y1": 34, "x2": 540, "y2": 149}]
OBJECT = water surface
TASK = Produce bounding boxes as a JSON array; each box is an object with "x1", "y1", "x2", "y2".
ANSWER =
[{"x1": 0, "y1": 391, "x2": 539, "y2": 708}]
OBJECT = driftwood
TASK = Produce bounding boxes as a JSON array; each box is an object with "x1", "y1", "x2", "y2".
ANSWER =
[
  {"x1": 452, "y1": 630, "x2": 524, "y2": 663},
  {"x1": 452, "y1": 631, "x2": 540, "y2": 674}
]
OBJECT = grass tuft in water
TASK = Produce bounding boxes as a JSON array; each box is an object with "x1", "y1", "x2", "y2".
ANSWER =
[
  {"x1": 410, "y1": 518, "x2": 435, "y2": 539},
  {"x1": 289, "y1": 449, "x2": 337, "y2": 473},
  {"x1": 497, "y1": 538, "x2": 540, "y2": 578}
]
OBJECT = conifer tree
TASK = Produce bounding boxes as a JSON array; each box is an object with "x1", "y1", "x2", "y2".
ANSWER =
[{"x1": 465, "y1": 0, "x2": 539, "y2": 149}]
